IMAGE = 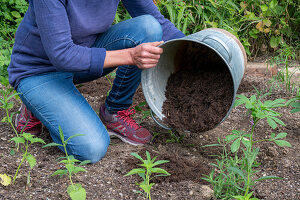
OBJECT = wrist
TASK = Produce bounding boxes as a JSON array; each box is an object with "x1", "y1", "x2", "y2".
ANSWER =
[{"x1": 127, "y1": 48, "x2": 135, "y2": 66}]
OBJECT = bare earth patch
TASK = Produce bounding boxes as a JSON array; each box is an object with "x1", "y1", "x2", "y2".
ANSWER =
[{"x1": 0, "y1": 74, "x2": 299, "y2": 200}]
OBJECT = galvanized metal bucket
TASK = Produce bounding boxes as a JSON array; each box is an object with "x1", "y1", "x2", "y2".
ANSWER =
[{"x1": 141, "y1": 28, "x2": 247, "y2": 131}]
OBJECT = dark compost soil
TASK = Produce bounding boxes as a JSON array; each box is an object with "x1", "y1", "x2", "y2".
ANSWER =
[
  {"x1": 163, "y1": 43, "x2": 233, "y2": 133},
  {"x1": 0, "y1": 72, "x2": 299, "y2": 200}
]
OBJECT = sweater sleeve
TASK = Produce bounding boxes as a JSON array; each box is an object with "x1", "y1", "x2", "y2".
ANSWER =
[
  {"x1": 32, "y1": 0, "x2": 105, "y2": 76},
  {"x1": 121, "y1": 0, "x2": 185, "y2": 41}
]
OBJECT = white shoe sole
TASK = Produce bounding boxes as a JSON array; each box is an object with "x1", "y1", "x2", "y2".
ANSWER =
[{"x1": 107, "y1": 130, "x2": 145, "y2": 146}]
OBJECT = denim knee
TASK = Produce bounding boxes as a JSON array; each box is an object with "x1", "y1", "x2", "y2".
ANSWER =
[
  {"x1": 135, "y1": 15, "x2": 163, "y2": 42},
  {"x1": 74, "y1": 136, "x2": 110, "y2": 164}
]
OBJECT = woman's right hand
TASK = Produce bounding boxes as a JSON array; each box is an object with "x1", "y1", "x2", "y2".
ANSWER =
[{"x1": 129, "y1": 41, "x2": 164, "y2": 69}]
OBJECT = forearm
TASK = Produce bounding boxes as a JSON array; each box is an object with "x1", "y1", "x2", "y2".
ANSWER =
[{"x1": 103, "y1": 49, "x2": 134, "y2": 68}]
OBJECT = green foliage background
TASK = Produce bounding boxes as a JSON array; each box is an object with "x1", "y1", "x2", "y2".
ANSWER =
[
  {"x1": 0, "y1": 0, "x2": 28, "y2": 79},
  {"x1": 1, "y1": 0, "x2": 299, "y2": 80}
]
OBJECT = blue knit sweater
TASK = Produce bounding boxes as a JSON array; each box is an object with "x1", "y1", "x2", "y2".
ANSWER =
[{"x1": 8, "y1": 0, "x2": 184, "y2": 88}]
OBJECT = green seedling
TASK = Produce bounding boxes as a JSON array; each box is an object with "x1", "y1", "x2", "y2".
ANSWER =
[
  {"x1": 166, "y1": 129, "x2": 184, "y2": 143},
  {"x1": 11, "y1": 132, "x2": 45, "y2": 184},
  {"x1": 125, "y1": 151, "x2": 170, "y2": 200},
  {"x1": 105, "y1": 72, "x2": 116, "y2": 96},
  {"x1": 134, "y1": 101, "x2": 151, "y2": 121},
  {"x1": 43, "y1": 126, "x2": 89, "y2": 200},
  {"x1": 203, "y1": 90, "x2": 291, "y2": 199},
  {"x1": 0, "y1": 79, "x2": 20, "y2": 137},
  {"x1": 286, "y1": 95, "x2": 300, "y2": 113}
]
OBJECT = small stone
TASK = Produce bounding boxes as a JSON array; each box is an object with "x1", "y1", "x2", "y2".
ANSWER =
[
  {"x1": 201, "y1": 185, "x2": 214, "y2": 199},
  {"x1": 189, "y1": 190, "x2": 194, "y2": 195}
]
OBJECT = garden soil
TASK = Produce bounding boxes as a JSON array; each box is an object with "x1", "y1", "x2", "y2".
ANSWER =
[
  {"x1": 0, "y1": 74, "x2": 299, "y2": 200},
  {"x1": 163, "y1": 43, "x2": 233, "y2": 133}
]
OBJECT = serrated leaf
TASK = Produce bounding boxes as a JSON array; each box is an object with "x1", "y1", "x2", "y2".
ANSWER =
[
  {"x1": 67, "y1": 184, "x2": 86, "y2": 200},
  {"x1": 30, "y1": 137, "x2": 46, "y2": 144},
  {"x1": 78, "y1": 160, "x2": 91, "y2": 166},
  {"x1": 124, "y1": 168, "x2": 145, "y2": 176},
  {"x1": 0, "y1": 174, "x2": 11, "y2": 186},
  {"x1": 26, "y1": 153, "x2": 36, "y2": 169},
  {"x1": 73, "y1": 166, "x2": 87, "y2": 174},
  {"x1": 66, "y1": 164, "x2": 75, "y2": 174},
  {"x1": 11, "y1": 137, "x2": 25, "y2": 144},
  {"x1": 130, "y1": 152, "x2": 144, "y2": 161},
  {"x1": 42, "y1": 143, "x2": 63, "y2": 148},
  {"x1": 152, "y1": 160, "x2": 169, "y2": 167},
  {"x1": 151, "y1": 168, "x2": 170, "y2": 175},
  {"x1": 274, "y1": 140, "x2": 291, "y2": 147},
  {"x1": 51, "y1": 169, "x2": 67, "y2": 176}
]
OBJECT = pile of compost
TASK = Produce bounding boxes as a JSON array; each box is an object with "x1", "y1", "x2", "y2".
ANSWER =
[{"x1": 162, "y1": 42, "x2": 234, "y2": 133}]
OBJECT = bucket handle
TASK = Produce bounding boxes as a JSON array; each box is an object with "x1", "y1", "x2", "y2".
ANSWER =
[
  {"x1": 201, "y1": 35, "x2": 232, "y2": 63},
  {"x1": 150, "y1": 110, "x2": 172, "y2": 130}
]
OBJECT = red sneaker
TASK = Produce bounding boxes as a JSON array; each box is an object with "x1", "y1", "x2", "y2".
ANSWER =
[
  {"x1": 99, "y1": 104, "x2": 152, "y2": 146},
  {"x1": 15, "y1": 104, "x2": 42, "y2": 135}
]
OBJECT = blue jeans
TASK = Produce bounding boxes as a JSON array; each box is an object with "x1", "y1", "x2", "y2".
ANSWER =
[{"x1": 16, "y1": 15, "x2": 163, "y2": 163}]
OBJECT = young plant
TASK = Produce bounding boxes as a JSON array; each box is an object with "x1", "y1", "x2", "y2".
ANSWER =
[
  {"x1": 203, "y1": 91, "x2": 291, "y2": 199},
  {"x1": 11, "y1": 132, "x2": 46, "y2": 184},
  {"x1": 0, "y1": 78, "x2": 20, "y2": 138},
  {"x1": 105, "y1": 72, "x2": 116, "y2": 96},
  {"x1": 43, "y1": 126, "x2": 90, "y2": 200},
  {"x1": 125, "y1": 151, "x2": 170, "y2": 200},
  {"x1": 166, "y1": 129, "x2": 184, "y2": 143},
  {"x1": 268, "y1": 43, "x2": 298, "y2": 95},
  {"x1": 134, "y1": 101, "x2": 151, "y2": 121},
  {"x1": 286, "y1": 95, "x2": 300, "y2": 113}
]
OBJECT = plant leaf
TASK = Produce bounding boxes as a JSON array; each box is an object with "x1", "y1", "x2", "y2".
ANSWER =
[
  {"x1": 11, "y1": 137, "x2": 25, "y2": 144},
  {"x1": 152, "y1": 160, "x2": 169, "y2": 167},
  {"x1": 67, "y1": 183, "x2": 86, "y2": 200},
  {"x1": 274, "y1": 140, "x2": 292, "y2": 147},
  {"x1": 227, "y1": 166, "x2": 246, "y2": 180},
  {"x1": 231, "y1": 138, "x2": 241, "y2": 153},
  {"x1": 124, "y1": 168, "x2": 145, "y2": 176},
  {"x1": 267, "y1": 118, "x2": 277, "y2": 129},
  {"x1": 51, "y1": 169, "x2": 68, "y2": 176},
  {"x1": 130, "y1": 152, "x2": 144, "y2": 162},
  {"x1": 151, "y1": 168, "x2": 170, "y2": 175},
  {"x1": 73, "y1": 166, "x2": 87, "y2": 174},
  {"x1": 26, "y1": 153, "x2": 36, "y2": 169},
  {"x1": 0, "y1": 174, "x2": 11, "y2": 186},
  {"x1": 43, "y1": 143, "x2": 63, "y2": 148},
  {"x1": 275, "y1": 132, "x2": 287, "y2": 139},
  {"x1": 30, "y1": 137, "x2": 46, "y2": 144}
]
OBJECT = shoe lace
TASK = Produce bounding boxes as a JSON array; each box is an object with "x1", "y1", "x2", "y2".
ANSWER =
[
  {"x1": 116, "y1": 107, "x2": 140, "y2": 130},
  {"x1": 17, "y1": 107, "x2": 41, "y2": 132}
]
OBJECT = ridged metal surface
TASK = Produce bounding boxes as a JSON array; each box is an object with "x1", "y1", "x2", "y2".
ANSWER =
[{"x1": 141, "y1": 28, "x2": 246, "y2": 129}]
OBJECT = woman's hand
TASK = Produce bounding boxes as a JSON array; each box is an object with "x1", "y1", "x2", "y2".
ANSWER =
[{"x1": 129, "y1": 41, "x2": 164, "y2": 69}]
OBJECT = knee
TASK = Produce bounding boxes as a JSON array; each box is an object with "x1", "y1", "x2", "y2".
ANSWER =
[
  {"x1": 75, "y1": 135, "x2": 110, "y2": 164},
  {"x1": 136, "y1": 15, "x2": 163, "y2": 42}
]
